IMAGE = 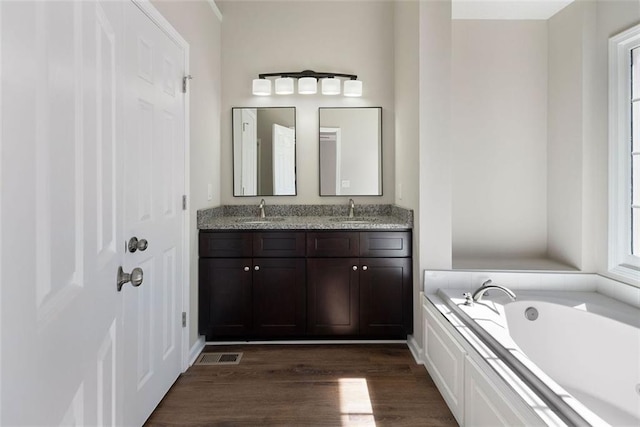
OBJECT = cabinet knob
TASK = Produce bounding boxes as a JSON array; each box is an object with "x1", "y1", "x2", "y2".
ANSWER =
[
  {"x1": 362, "y1": 265, "x2": 368, "y2": 271},
  {"x1": 244, "y1": 266, "x2": 250, "y2": 272},
  {"x1": 254, "y1": 265, "x2": 260, "y2": 271},
  {"x1": 352, "y1": 265, "x2": 358, "y2": 271}
]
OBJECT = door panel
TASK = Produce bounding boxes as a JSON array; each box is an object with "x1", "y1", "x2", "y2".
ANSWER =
[
  {"x1": 307, "y1": 258, "x2": 359, "y2": 336},
  {"x1": 1, "y1": 1, "x2": 123, "y2": 425},
  {"x1": 199, "y1": 258, "x2": 253, "y2": 338},
  {"x1": 1, "y1": 2, "x2": 186, "y2": 426},
  {"x1": 359, "y1": 258, "x2": 412, "y2": 337},
  {"x1": 253, "y1": 258, "x2": 306, "y2": 336},
  {"x1": 121, "y1": 2, "x2": 185, "y2": 425}
]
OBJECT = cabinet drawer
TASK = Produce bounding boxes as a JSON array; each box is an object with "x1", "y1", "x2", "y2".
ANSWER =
[
  {"x1": 360, "y1": 231, "x2": 411, "y2": 257},
  {"x1": 199, "y1": 232, "x2": 252, "y2": 258},
  {"x1": 307, "y1": 231, "x2": 359, "y2": 257},
  {"x1": 253, "y1": 231, "x2": 306, "y2": 257}
]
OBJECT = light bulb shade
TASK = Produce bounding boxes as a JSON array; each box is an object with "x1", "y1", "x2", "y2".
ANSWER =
[
  {"x1": 321, "y1": 78, "x2": 341, "y2": 95},
  {"x1": 252, "y1": 78, "x2": 271, "y2": 96},
  {"x1": 298, "y1": 77, "x2": 317, "y2": 94},
  {"x1": 343, "y1": 80, "x2": 362, "y2": 97},
  {"x1": 275, "y1": 77, "x2": 294, "y2": 95}
]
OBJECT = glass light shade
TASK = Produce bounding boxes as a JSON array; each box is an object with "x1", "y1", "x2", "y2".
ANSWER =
[
  {"x1": 275, "y1": 77, "x2": 294, "y2": 95},
  {"x1": 343, "y1": 80, "x2": 362, "y2": 97},
  {"x1": 321, "y1": 78, "x2": 341, "y2": 95},
  {"x1": 252, "y1": 79, "x2": 271, "y2": 96},
  {"x1": 298, "y1": 77, "x2": 317, "y2": 94}
]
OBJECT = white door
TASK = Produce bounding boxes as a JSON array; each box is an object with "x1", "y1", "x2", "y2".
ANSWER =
[
  {"x1": 120, "y1": 2, "x2": 185, "y2": 425},
  {"x1": 272, "y1": 124, "x2": 295, "y2": 195},
  {"x1": 1, "y1": 1, "x2": 187, "y2": 426},
  {"x1": 1, "y1": 1, "x2": 123, "y2": 425}
]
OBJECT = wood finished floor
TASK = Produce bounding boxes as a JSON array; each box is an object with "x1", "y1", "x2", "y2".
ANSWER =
[{"x1": 145, "y1": 344, "x2": 457, "y2": 426}]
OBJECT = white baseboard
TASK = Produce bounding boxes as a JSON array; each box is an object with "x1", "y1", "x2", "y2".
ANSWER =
[
  {"x1": 407, "y1": 334, "x2": 424, "y2": 365},
  {"x1": 204, "y1": 339, "x2": 407, "y2": 346},
  {"x1": 189, "y1": 336, "x2": 206, "y2": 366}
]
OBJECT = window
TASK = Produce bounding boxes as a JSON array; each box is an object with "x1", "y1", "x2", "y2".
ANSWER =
[{"x1": 609, "y1": 25, "x2": 640, "y2": 279}]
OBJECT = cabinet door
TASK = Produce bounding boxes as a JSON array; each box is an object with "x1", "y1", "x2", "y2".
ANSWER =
[
  {"x1": 360, "y1": 231, "x2": 411, "y2": 257},
  {"x1": 199, "y1": 231, "x2": 252, "y2": 257},
  {"x1": 253, "y1": 231, "x2": 306, "y2": 257},
  {"x1": 307, "y1": 231, "x2": 359, "y2": 257},
  {"x1": 199, "y1": 258, "x2": 252, "y2": 339},
  {"x1": 307, "y1": 258, "x2": 360, "y2": 336},
  {"x1": 253, "y1": 258, "x2": 306, "y2": 337},
  {"x1": 360, "y1": 258, "x2": 412, "y2": 337}
]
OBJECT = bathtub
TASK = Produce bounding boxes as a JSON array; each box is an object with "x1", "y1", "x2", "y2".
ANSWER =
[{"x1": 434, "y1": 288, "x2": 640, "y2": 426}]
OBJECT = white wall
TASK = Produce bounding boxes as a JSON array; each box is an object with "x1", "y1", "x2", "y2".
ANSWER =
[
  {"x1": 218, "y1": 0, "x2": 395, "y2": 205},
  {"x1": 419, "y1": 0, "x2": 453, "y2": 273},
  {"x1": 589, "y1": 0, "x2": 640, "y2": 280},
  {"x1": 547, "y1": 3, "x2": 586, "y2": 270},
  {"x1": 452, "y1": 20, "x2": 548, "y2": 262},
  {"x1": 151, "y1": 0, "x2": 222, "y2": 347},
  {"x1": 547, "y1": 0, "x2": 640, "y2": 283},
  {"x1": 394, "y1": 0, "x2": 423, "y2": 350}
]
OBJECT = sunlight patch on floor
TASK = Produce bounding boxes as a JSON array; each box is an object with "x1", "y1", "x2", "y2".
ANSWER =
[{"x1": 338, "y1": 378, "x2": 376, "y2": 426}]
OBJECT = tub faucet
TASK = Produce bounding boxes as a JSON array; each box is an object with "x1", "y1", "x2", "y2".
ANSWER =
[
  {"x1": 348, "y1": 199, "x2": 355, "y2": 218},
  {"x1": 472, "y1": 279, "x2": 516, "y2": 302},
  {"x1": 258, "y1": 199, "x2": 266, "y2": 218}
]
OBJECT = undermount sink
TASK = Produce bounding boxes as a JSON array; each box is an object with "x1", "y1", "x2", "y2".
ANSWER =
[
  {"x1": 235, "y1": 217, "x2": 286, "y2": 224},
  {"x1": 329, "y1": 217, "x2": 378, "y2": 224}
]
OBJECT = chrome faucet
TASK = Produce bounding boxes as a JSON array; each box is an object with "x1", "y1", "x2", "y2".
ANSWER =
[
  {"x1": 471, "y1": 279, "x2": 516, "y2": 302},
  {"x1": 348, "y1": 199, "x2": 355, "y2": 218},
  {"x1": 258, "y1": 199, "x2": 266, "y2": 218}
]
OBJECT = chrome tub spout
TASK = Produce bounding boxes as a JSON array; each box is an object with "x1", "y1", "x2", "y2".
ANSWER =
[{"x1": 472, "y1": 279, "x2": 517, "y2": 302}]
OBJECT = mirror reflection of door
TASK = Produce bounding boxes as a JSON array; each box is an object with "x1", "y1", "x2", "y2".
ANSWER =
[
  {"x1": 273, "y1": 124, "x2": 296, "y2": 195},
  {"x1": 320, "y1": 127, "x2": 342, "y2": 195},
  {"x1": 232, "y1": 107, "x2": 296, "y2": 196}
]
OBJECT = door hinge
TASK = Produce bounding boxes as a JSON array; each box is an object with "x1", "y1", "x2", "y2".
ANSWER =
[
  {"x1": 182, "y1": 312, "x2": 187, "y2": 328},
  {"x1": 182, "y1": 195, "x2": 187, "y2": 210},
  {"x1": 182, "y1": 75, "x2": 192, "y2": 93}
]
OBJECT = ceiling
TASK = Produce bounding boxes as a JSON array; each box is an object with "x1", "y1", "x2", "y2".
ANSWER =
[{"x1": 452, "y1": 0, "x2": 575, "y2": 20}]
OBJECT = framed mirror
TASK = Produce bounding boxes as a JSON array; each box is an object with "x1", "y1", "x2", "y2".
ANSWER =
[
  {"x1": 319, "y1": 107, "x2": 382, "y2": 196},
  {"x1": 232, "y1": 107, "x2": 296, "y2": 196}
]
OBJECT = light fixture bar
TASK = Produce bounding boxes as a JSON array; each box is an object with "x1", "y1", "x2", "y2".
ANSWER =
[
  {"x1": 258, "y1": 70, "x2": 358, "y2": 80},
  {"x1": 252, "y1": 69, "x2": 361, "y2": 97}
]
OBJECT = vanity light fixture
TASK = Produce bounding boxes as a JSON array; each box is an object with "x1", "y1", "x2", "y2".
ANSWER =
[
  {"x1": 274, "y1": 77, "x2": 294, "y2": 95},
  {"x1": 252, "y1": 70, "x2": 362, "y2": 97},
  {"x1": 298, "y1": 77, "x2": 317, "y2": 94},
  {"x1": 252, "y1": 78, "x2": 271, "y2": 96},
  {"x1": 321, "y1": 78, "x2": 341, "y2": 95}
]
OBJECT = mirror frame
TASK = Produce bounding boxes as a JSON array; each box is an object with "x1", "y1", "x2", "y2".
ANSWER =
[
  {"x1": 318, "y1": 106, "x2": 383, "y2": 197},
  {"x1": 232, "y1": 106, "x2": 297, "y2": 197}
]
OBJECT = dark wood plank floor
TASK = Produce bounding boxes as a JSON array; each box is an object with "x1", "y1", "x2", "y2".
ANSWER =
[{"x1": 145, "y1": 344, "x2": 457, "y2": 426}]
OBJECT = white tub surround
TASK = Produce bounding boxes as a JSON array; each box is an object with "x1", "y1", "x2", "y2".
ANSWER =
[{"x1": 422, "y1": 280, "x2": 640, "y2": 426}]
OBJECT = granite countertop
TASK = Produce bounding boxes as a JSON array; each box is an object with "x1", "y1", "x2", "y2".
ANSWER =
[{"x1": 197, "y1": 204, "x2": 413, "y2": 230}]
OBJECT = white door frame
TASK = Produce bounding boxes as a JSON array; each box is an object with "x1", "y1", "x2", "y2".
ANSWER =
[
  {"x1": 131, "y1": 0, "x2": 191, "y2": 372},
  {"x1": 320, "y1": 127, "x2": 342, "y2": 195}
]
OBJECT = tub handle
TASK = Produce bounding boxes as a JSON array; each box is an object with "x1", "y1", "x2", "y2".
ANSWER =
[{"x1": 463, "y1": 292, "x2": 474, "y2": 306}]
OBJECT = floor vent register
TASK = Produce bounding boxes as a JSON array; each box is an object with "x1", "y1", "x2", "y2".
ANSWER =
[{"x1": 195, "y1": 352, "x2": 243, "y2": 366}]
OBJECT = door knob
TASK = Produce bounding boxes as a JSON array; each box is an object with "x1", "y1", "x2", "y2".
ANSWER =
[
  {"x1": 362, "y1": 265, "x2": 368, "y2": 271},
  {"x1": 117, "y1": 266, "x2": 144, "y2": 292},
  {"x1": 244, "y1": 266, "x2": 250, "y2": 272},
  {"x1": 352, "y1": 265, "x2": 358, "y2": 271},
  {"x1": 254, "y1": 265, "x2": 260, "y2": 271},
  {"x1": 128, "y1": 237, "x2": 148, "y2": 253}
]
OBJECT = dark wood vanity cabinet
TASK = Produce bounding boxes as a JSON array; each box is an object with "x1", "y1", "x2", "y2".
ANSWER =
[
  {"x1": 306, "y1": 231, "x2": 412, "y2": 339},
  {"x1": 199, "y1": 229, "x2": 412, "y2": 341},
  {"x1": 199, "y1": 231, "x2": 306, "y2": 340}
]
